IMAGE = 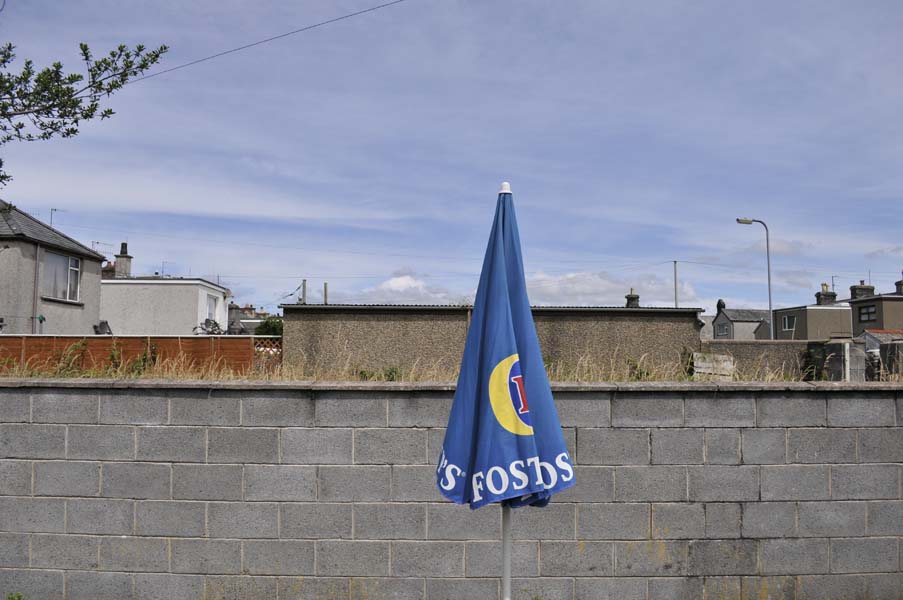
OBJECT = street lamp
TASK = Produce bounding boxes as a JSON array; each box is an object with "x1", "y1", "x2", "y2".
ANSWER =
[{"x1": 736, "y1": 217, "x2": 773, "y2": 340}]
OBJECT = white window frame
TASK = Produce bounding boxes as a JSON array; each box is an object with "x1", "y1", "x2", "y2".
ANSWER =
[
  {"x1": 781, "y1": 315, "x2": 796, "y2": 331},
  {"x1": 42, "y1": 251, "x2": 81, "y2": 302},
  {"x1": 206, "y1": 294, "x2": 218, "y2": 322}
]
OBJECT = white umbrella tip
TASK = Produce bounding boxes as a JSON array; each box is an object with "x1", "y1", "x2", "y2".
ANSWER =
[{"x1": 499, "y1": 181, "x2": 512, "y2": 194}]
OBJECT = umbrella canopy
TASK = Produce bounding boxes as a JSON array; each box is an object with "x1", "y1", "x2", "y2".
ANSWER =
[{"x1": 437, "y1": 183, "x2": 574, "y2": 509}]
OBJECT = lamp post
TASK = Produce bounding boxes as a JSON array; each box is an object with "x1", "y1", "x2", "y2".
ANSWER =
[{"x1": 736, "y1": 217, "x2": 773, "y2": 340}]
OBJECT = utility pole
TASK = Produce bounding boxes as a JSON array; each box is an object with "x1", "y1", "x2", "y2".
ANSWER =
[
  {"x1": 49, "y1": 208, "x2": 65, "y2": 226},
  {"x1": 831, "y1": 275, "x2": 838, "y2": 293},
  {"x1": 300, "y1": 279, "x2": 307, "y2": 304},
  {"x1": 673, "y1": 260, "x2": 679, "y2": 308},
  {"x1": 323, "y1": 282, "x2": 329, "y2": 305}
]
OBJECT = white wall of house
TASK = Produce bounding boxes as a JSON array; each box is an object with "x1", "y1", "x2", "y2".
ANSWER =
[{"x1": 100, "y1": 280, "x2": 229, "y2": 335}]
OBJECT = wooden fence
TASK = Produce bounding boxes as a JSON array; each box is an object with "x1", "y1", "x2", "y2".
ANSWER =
[{"x1": 0, "y1": 335, "x2": 282, "y2": 373}]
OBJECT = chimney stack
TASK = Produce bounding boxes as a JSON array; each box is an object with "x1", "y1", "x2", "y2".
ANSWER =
[
  {"x1": 815, "y1": 282, "x2": 837, "y2": 306},
  {"x1": 625, "y1": 287, "x2": 640, "y2": 308},
  {"x1": 850, "y1": 280, "x2": 875, "y2": 300},
  {"x1": 896, "y1": 270, "x2": 903, "y2": 295},
  {"x1": 113, "y1": 242, "x2": 132, "y2": 278}
]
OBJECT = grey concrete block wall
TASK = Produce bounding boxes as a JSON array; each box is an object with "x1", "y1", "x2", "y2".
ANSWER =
[{"x1": 0, "y1": 381, "x2": 902, "y2": 600}]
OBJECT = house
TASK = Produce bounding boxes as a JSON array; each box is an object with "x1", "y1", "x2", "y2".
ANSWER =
[
  {"x1": 227, "y1": 303, "x2": 273, "y2": 334},
  {"x1": 848, "y1": 276, "x2": 903, "y2": 336},
  {"x1": 770, "y1": 283, "x2": 852, "y2": 340},
  {"x1": 711, "y1": 299, "x2": 770, "y2": 340},
  {"x1": 861, "y1": 329, "x2": 903, "y2": 352},
  {"x1": 99, "y1": 243, "x2": 231, "y2": 335},
  {"x1": 0, "y1": 200, "x2": 105, "y2": 334}
]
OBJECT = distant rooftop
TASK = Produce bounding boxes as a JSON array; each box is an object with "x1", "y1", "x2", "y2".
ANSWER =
[
  {"x1": 102, "y1": 276, "x2": 230, "y2": 293},
  {"x1": 0, "y1": 200, "x2": 105, "y2": 260},
  {"x1": 281, "y1": 303, "x2": 703, "y2": 314}
]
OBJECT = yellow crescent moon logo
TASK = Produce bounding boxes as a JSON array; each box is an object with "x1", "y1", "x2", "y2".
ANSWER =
[{"x1": 488, "y1": 353, "x2": 534, "y2": 436}]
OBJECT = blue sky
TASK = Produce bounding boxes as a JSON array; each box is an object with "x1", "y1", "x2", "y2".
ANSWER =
[{"x1": 3, "y1": 1, "x2": 903, "y2": 314}]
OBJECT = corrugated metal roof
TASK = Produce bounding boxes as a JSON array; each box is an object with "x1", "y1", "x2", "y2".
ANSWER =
[{"x1": 0, "y1": 200, "x2": 105, "y2": 260}]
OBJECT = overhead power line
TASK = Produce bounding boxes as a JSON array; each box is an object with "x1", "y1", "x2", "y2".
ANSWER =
[{"x1": 131, "y1": 0, "x2": 411, "y2": 84}]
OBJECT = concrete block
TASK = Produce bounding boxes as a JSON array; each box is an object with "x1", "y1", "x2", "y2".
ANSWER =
[
  {"x1": 760, "y1": 539, "x2": 829, "y2": 575},
  {"x1": 0, "y1": 497, "x2": 65, "y2": 532},
  {"x1": 688, "y1": 466, "x2": 759, "y2": 501},
  {"x1": 315, "y1": 392, "x2": 387, "y2": 427},
  {"x1": 551, "y1": 392, "x2": 611, "y2": 427},
  {"x1": 512, "y1": 578, "x2": 572, "y2": 600},
  {"x1": 0, "y1": 569, "x2": 63, "y2": 600},
  {"x1": 135, "y1": 574, "x2": 205, "y2": 600},
  {"x1": 67, "y1": 498, "x2": 133, "y2": 534},
  {"x1": 391, "y1": 541, "x2": 461, "y2": 577},
  {"x1": 136, "y1": 426, "x2": 205, "y2": 462},
  {"x1": 242, "y1": 392, "x2": 315, "y2": 426},
  {"x1": 563, "y1": 427, "x2": 577, "y2": 460},
  {"x1": 685, "y1": 395, "x2": 755, "y2": 427},
  {"x1": 282, "y1": 428, "x2": 353, "y2": 464},
  {"x1": 355, "y1": 503, "x2": 425, "y2": 539},
  {"x1": 244, "y1": 465, "x2": 316, "y2": 501},
  {"x1": 208, "y1": 502, "x2": 279, "y2": 538},
  {"x1": 0, "y1": 423, "x2": 65, "y2": 458},
  {"x1": 0, "y1": 460, "x2": 31, "y2": 495},
  {"x1": 705, "y1": 578, "x2": 742, "y2": 600},
  {"x1": 319, "y1": 540, "x2": 390, "y2": 576},
  {"x1": 652, "y1": 503, "x2": 705, "y2": 539},
  {"x1": 428, "y1": 427, "x2": 446, "y2": 461},
  {"x1": 758, "y1": 395, "x2": 825, "y2": 426},
  {"x1": 204, "y1": 575, "x2": 278, "y2": 600},
  {"x1": 349, "y1": 578, "x2": 422, "y2": 600},
  {"x1": 281, "y1": 503, "x2": 352, "y2": 539},
  {"x1": 741, "y1": 429, "x2": 785, "y2": 464},
  {"x1": 742, "y1": 502, "x2": 796, "y2": 538},
  {"x1": 136, "y1": 500, "x2": 205, "y2": 537},
  {"x1": 614, "y1": 540, "x2": 688, "y2": 576},
  {"x1": 647, "y1": 578, "x2": 704, "y2": 600},
  {"x1": 0, "y1": 389, "x2": 29, "y2": 422},
  {"x1": 32, "y1": 389, "x2": 97, "y2": 423},
  {"x1": 428, "y1": 502, "x2": 499, "y2": 540},
  {"x1": 169, "y1": 538, "x2": 242, "y2": 576},
  {"x1": 798, "y1": 501, "x2": 866, "y2": 537},
  {"x1": 172, "y1": 464, "x2": 241, "y2": 500},
  {"x1": 795, "y1": 574, "x2": 865, "y2": 599},
  {"x1": 32, "y1": 534, "x2": 99, "y2": 569},
  {"x1": 67, "y1": 425, "x2": 133, "y2": 460},
  {"x1": 66, "y1": 571, "x2": 134, "y2": 600},
  {"x1": 827, "y1": 394, "x2": 896, "y2": 426},
  {"x1": 319, "y1": 465, "x2": 391, "y2": 501},
  {"x1": 169, "y1": 389, "x2": 240, "y2": 425},
  {"x1": 243, "y1": 540, "x2": 317, "y2": 575},
  {"x1": 868, "y1": 501, "x2": 903, "y2": 535},
  {"x1": 787, "y1": 428, "x2": 855, "y2": 463},
  {"x1": 651, "y1": 429, "x2": 703, "y2": 464},
  {"x1": 0, "y1": 533, "x2": 29, "y2": 567},
  {"x1": 540, "y1": 540, "x2": 614, "y2": 576},
  {"x1": 578, "y1": 428, "x2": 649, "y2": 465},
  {"x1": 511, "y1": 503, "x2": 575, "y2": 540},
  {"x1": 281, "y1": 577, "x2": 350, "y2": 600},
  {"x1": 761, "y1": 465, "x2": 830, "y2": 500},
  {"x1": 831, "y1": 537, "x2": 898, "y2": 573},
  {"x1": 706, "y1": 428, "x2": 741, "y2": 464},
  {"x1": 574, "y1": 577, "x2": 645, "y2": 600},
  {"x1": 427, "y1": 579, "x2": 498, "y2": 600},
  {"x1": 831, "y1": 464, "x2": 899, "y2": 499},
  {"x1": 99, "y1": 389, "x2": 167, "y2": 424},
  {"x1": 465, "y1": 541, "x2": 538, "y2": 577},
  {"x1": 706, "y1": 503, "x2": 741, "y2": 539},
  {"x1": 391, "y1": 465, "x2": 443, "y2": 501},
  {"x1": 354, "y1": 428, "x2": 427, "y2": 465},
  {"x1": 898, "y1": 395, "x2": 903, "y2": 426},
  {"x1": 611, "y1": 393, "x2": 683, "y2": 426},
  {"x1": 615, "y1": 466, "x2": 687, "y2": 501},
  {"x1": 688, "y1": 539, "x2": 757, "y2": 575},
  {"x1": 102, "y1": 462, "x2": 170, "y2": 499},
  {"x1": 864, "y1": 573, "x2": 903, "y2": 599},
  {"x1": 579, "y1": 503, "x2": 650, "y2": 539},
  {"x1": 34, "y1": 460, "x2": 99, "y2": 496},
  {"x1": 388, "y1": 393, "x2": 451, "y2": 427},
  {"x1": 859, "y1": 428, "x2": 903, "y2": 463},
  {"x1": 740, "y1": 577, "x2": 796, "y2": 600},
  {"x1": 207, "y1": 427, "x2": 278, "y2": 464},
  {"x1": 99, "y1": 536, "x2": 168, "y2": 572},
  {"x1": 555, "y1": 466, "x2": 614, "y2": 502}
]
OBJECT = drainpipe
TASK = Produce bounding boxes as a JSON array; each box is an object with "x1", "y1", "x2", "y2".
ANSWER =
[{"x1": 31, "y1": 244, "x2": 41, "y2": 334}]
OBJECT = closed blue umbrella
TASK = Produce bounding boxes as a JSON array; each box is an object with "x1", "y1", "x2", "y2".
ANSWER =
[{"x1": 436, "y1": 182, "x2": 574, "y2": 599}]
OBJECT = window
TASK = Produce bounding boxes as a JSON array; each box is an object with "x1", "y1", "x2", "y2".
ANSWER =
[
  {"x1": 715, "y1": 323, "x2": 729, "y2": 336},
  {"x1": 781, "y1": 315, "x2": 796, "y2": 331},
  {"x1": 859, "y1": 305, "x2": 877, "y2": 322},
  {"x1": 206, "y1": 295, "x2": 218, "y2": 321},
  {"x1": 42, "y1": 252, "x2": 80, "y2": 301}
]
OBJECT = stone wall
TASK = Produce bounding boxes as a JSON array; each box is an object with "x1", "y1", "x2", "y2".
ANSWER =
[{"x1": 1, "y1": 380, "x2": 902, "y2": 599}]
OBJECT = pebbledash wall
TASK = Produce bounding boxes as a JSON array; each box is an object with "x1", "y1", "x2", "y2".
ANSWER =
[{"x1": 1, "y1": 381, "x2": 902, "y2": 600}]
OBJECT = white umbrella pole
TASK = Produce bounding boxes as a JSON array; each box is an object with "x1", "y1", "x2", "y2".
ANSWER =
[{"x1": 502, "y1": 503, "x2": 512, "y2": 600}]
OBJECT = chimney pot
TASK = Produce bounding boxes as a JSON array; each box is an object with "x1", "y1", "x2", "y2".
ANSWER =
[
  {"x1": 113, "y1": 241, "x2": 132, "y2": 278},
  {"x1": 815, "y1": 283, "x2": 837, "y2": 305},
  {"x1": 625, "y1": 288, "x2": 640, "y2": 308}
]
